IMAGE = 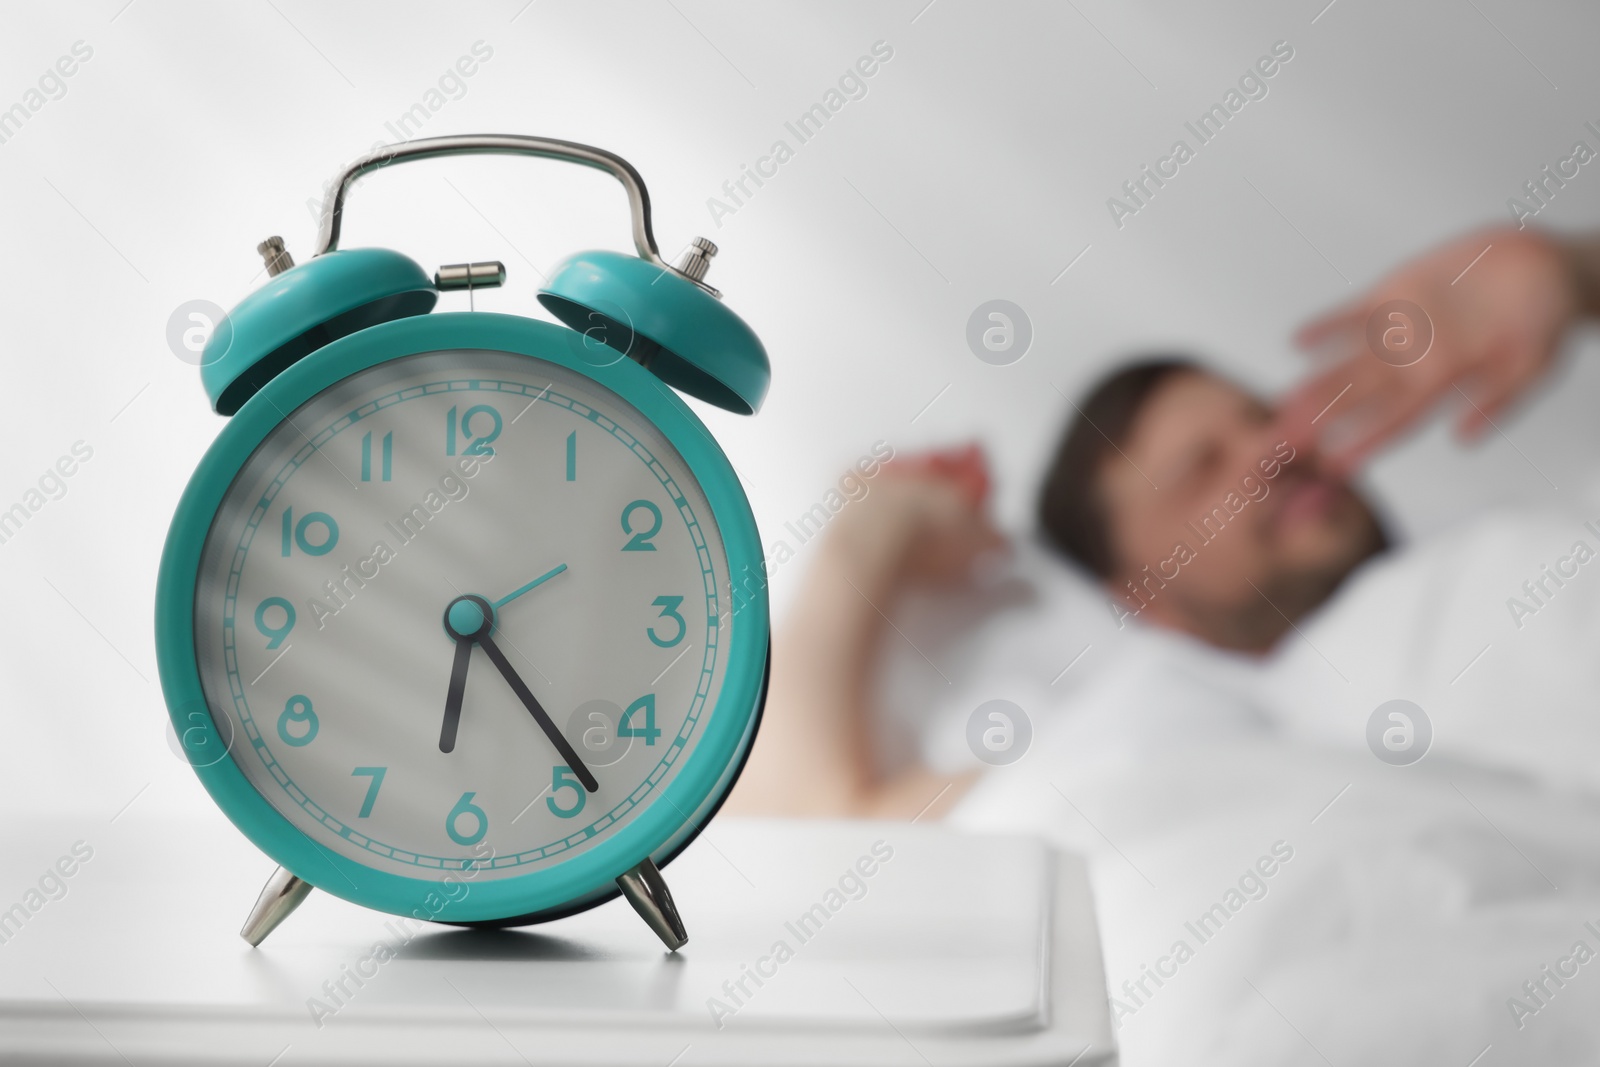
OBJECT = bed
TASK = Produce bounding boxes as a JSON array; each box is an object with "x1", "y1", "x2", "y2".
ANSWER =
[{"x1": 880, "y1": 505, "x2": 1600, "y2": 1064}]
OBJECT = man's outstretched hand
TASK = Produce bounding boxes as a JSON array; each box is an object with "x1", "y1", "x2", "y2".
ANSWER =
[
  {"x1": 1275, "y1": 226, "x2": 1586, "y2": 476},
  {"x1": 724, "y1": 442, "x2": 998, "y2": 822},
  {"x1": 830, "y1": 443, "x2": 1007, "y2": 592}
]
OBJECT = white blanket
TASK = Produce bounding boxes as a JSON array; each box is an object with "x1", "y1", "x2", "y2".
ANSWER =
[{"x1": 881, "y1": 508, "x2": 1600, "y2": 1064}]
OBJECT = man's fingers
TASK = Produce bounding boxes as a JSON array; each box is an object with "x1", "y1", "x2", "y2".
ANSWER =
[
  {"x1": 1453, "y1": 348, "x2": 1537, "y2": 440},
  {"x1": 1275, "y1": 363, "x2": 1351, "y2": 439},
  {"x1": 883, "y1": 443, "x2": 991, "y2": 507},
  {"x1": 971, "y1": 513, "x2": 1010, "y2": 554},
  {"x1": 1275, "y1": 356, "x2": 1387, "y2": 449},
  {"x1": 1294, "y1": 302, "x2": 1366, "y2": 352},
  {"x1": 1322, "y1": 378, "x2": 1450, "y2": 475}
]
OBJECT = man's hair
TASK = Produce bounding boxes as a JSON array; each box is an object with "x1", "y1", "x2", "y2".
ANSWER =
[{"x1": 1037, "y1": 357, "x2": 1200, "y2": 577}]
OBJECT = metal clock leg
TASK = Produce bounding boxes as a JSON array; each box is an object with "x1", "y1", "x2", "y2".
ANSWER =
[
  {"x1": 240, "y1": 866, "x2": 313, "y2": 947},
  {"x1": 616, "y1": 859, "x2": 688, "y2": 951}
]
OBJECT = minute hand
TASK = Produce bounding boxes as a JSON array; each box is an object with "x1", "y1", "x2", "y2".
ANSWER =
[{"x1": 476, "y1": 633, "x2": 599, "y2": 792}]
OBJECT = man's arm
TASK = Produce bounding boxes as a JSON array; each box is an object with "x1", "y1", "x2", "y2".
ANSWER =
[
  {"x1": 1277, "y1": 226, "x2": 1600, "y2": 473},
  {"x1": 725, "y1": 447, "x2": 1002, "y2": 820}
]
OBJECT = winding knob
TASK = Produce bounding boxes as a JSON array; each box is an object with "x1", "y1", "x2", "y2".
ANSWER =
[
  {"x1": 673, "y1": 237, "x2": 717, "y2": 284},
  {"x1": 257, "y1": 236, "x2": 295, "y2": 277}
]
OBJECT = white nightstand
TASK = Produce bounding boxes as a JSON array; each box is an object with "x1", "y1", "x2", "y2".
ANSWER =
[{"x1": 0, "y1": 817, "x2": 1114, "y2": 1065}]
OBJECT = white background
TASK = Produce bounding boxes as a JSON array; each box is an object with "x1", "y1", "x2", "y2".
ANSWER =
[{"x1": 2, "y1": 0, "x2": 1599, "y2": 822}]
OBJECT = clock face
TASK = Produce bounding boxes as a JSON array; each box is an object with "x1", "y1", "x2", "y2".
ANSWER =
[{"x1": 191, "y1": 348, "x2": 740, "y2": 883}]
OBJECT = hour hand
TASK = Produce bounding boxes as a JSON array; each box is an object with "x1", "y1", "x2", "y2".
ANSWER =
[
  {"x1": 438, "y1": 637, "x2": 473, "y2": 753},
  {"x1": 477, "y1": 633, "x2": 599, "y2": 792}
]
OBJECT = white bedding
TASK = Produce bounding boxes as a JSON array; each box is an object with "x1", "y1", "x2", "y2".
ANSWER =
[{"x1": 879, "y1": 506, "x2": 1600, "y2": 1064}]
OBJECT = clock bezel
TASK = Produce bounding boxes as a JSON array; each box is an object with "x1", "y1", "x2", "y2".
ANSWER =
[{"x1": 155, "y1": 311, "x2": 770, "y2": 923}]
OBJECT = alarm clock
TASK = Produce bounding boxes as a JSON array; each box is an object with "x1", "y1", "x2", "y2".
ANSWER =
[{"x1": 154, "y1": 135, "x2": 771, "y2": 951}]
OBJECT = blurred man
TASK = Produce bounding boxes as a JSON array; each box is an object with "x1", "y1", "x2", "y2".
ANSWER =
[
  {"x1": 727, "y1": 224, "x2": 1600, "y2": 818},
  {"x1": 1036, "y1": 358, "x2": 1386, "y2": 651}
]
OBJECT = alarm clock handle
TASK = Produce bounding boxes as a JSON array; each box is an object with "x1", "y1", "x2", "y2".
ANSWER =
[{"x1": 314, "y1": 134, "x2": 668, "y2": 267}]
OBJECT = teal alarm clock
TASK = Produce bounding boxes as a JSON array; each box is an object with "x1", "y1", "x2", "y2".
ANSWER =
[{"x1": 154, "y1": 135, "x2": 771, "y2": 951}]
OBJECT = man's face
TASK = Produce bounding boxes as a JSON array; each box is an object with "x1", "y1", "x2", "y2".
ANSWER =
[{"x1": 1098, "y1": 371, "x2": 1385, "y2": 650}]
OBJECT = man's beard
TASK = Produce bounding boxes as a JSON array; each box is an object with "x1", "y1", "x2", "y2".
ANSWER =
[
  {"x1": 1181, "y1": 493, "x2": 1391, "y2": 653},
  {"x1": 1247, "y1": 495, "x2": 1390, "y2": 639}
]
